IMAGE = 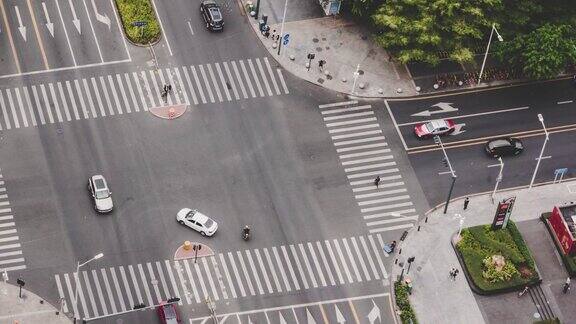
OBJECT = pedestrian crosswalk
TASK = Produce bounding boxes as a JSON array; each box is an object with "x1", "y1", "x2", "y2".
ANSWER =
[
  {"x1": 54, "y1": 234, "x2": 389, "y2": 321},
  {"x1": 318, "y1": 100, "x2": 418, "y2": 233},
  {"x1": 0, "y1": 57, "x2": 289, "y2": 130},
  {"x1": 0, "y1": 172, "x2": 26, "y2": 273}
]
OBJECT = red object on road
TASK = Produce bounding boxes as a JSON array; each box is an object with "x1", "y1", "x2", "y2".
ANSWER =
[
  {"x1": 414, "y1": 119, "x2": 455, "y2": 138},
  {"x1": 157, "y1": 301, "x2": 181, "y2": 324}
]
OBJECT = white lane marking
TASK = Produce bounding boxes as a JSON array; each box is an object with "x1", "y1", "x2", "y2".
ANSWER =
[
  {"x1": 5, "y1": 89, "x2": 21, "y2": 127},
  {"x1": 324, "y1": 111, "x2": 374, "y2": 121},
  {"x1": 536, "y1": 156, "x2": 552, "y2": 160},
  {"x1": 54, "y1": 275, "x2": 70, "y2": 313},
  {"x1": 326, "y1": 117, "x2": 378, "y2": 128},
  {"x1": 64, "y1": 81, "x2": 80, "y2": 120},
  {"x1": 359, "y1": 237, "x2": 379, "y2": 280},
  {"x1": 342, "y1": 238, "x2": 362, "y2": 282},
  {"x1": 210, "y1": 256, "x2": 228, "y2": 300},
  {"x1": 14, "y1": 88, "x2": 29, "y2": 127},
  {"x1": 358, "y1": 195, "x2": 411, "y2": 206},
  {"x1": 239, "y1": 60, "x2": 256, "y2": 98},
  {"x1": 280, "y1": 245, "x2": 300, "y2": 290},
  {"x1": 157, "y1": 69, "x2": 173, "y2": 105},
  {"x1": 264, "y1": 57, "x2": 281, "y2": 95},
  {"x1": 140, "y1": 71, "x2": 156, "y2": 109},
  {"x1": 289, "y1": 244, "x2": 309, "y2": 289},
  {"x1": 219, "y1": 253, "x2": 237, "y2": 298},
  {"x1": 109, "y1": 0, "x2": 131, "y2": 61},
  {"x1": 245, "y1": 250, "x2": 264, "y2": 294},
  {"x1": 367, "y1": 215, "x2": 419, "y2": 226},
  {"x1": 276, "y1": 69, "x2": 289, "y2": 94},
  {"x1": 329, "y1": 124, "x2": 380, "y2": 134},
  {"x1": 155, "y1": 261, "x2": 174, "y2": 303},
  {"x1": 344, "y1": 161, "x2": 396, "y2": 173},
  {"x1": 74, "y1": 80, "x2": 90, "y2": 119},
  {"x1": 255, "y1": 58, "x2": 273, "y2": 96},
  {"x1": 206, "y1": 63, "x2": 223, "y2": 102},
  {"x1": 163, "y1": 261, "x2": 183, "y2": 305},
  {"x1": 332, "y1": 129, "x2": 382, "y2": 140},
  {"x1": 56, "y1": 82, "x2": 72, "y2": 121},
  {"x1": 232, "y1": 61, "x2": 248, "y2": 99},
  {"x1": 368, "y1": 235, "x2": 388, "y2": 279},
  {"x1": 263, "y1": 248, "x2": 282, "y2": 292},
  {"x1": 173, "y1": 67, "x2": 191, "y2": 106},
  {"x1": 23, "y1": 87, "x2": 37, "y2": 126},
  {"x1": 29, "y1": 86, "x2": 46, "y2": 125},
  {"x1": 109, "y1": 268, "x2": 127, "y2": 311},
  {"x1": 247, "y1": 59, "x2": 265, "y2": 97},
  {"x1": 228, "y1": 252, "x2": 246, "y2": 297},
  {"x1": 201, "y1": 257, "x2": 219, "y2": 300},
  {"x1": 148, "y1": 70, "x2": 164, "y2": 106},
  {"x1": 81, "y1": 0, "x2": 104, "y2": 61},
  {"x1": 0, "y1": 92, "x2": 11, "y2": 129},
  {"x1": 353, "y1": 181, "x2": 404, "y2": 192},
  {"x1": 361, "y1": 201, "x2": 414, "y2": 213},
  {"x1": 128, "y1": 265, "x2": 144, "y2": 304},
  {"x1": 321, "y1": 105, "x2": 372, "y2": 115},
  {"x1": 54, "y1": 0, "x2": 77, "y2": 65},
  {"x1": 369, "y1": 223, "x2": 414, "y2": 233},
  {"x1": 316, "y1": 241, "x2": 336, "y2": 286},
  {"x1": 187, "y1": 21, "x2": 194, "y2": 35},
  {"x1": 341, "y1": 154, "x2": 393, "y2": 164},
  {"x1": 64, "y1": 274, "x2": 80, "y2": 318},
  {"x1": 347, "y1": 168, "x2": 400, "y2": 179},
  {"x1": 214, "y1": 62, "x2": 232, "y2": 101},
  {"x1": 332, "y1": 239, "x2": 353, "y2": 284},
  {"x1": 145, "y1": 263, "x2": 162, "y2": 303},
  {"x1": 89, "y1": 78, "x2": 106, "y2": 117},
  {"x1": 254, "y1": 249, "x2": 274, "y2": 293},
  {"x1": 306, "y1": 242, "x2": 326, "y2": 287},
  {"x1": 115, "y1": 74, "x2": 131, "y2": 113},
  {"x1": 558, "y1": 100, "x2": 573, "y2": 105},
  {"x1": 351, "y1": 237, "x2": 371, "y2": 281},
  {"x1": 355, "y1": 188, "x2": 407, "y2": 199},
  {"x1": 173, "y1": 261, "x2": 191, "y2": 304},
  {"x1": 125, "y1": 73, "x2": 141, "y2": 112},
  {"x1": 91, "y1": 270, "x2": 108, "y2": 315},
  {"x1": 438, "y1": 171, "x2": 453, "y2": 175},
  {"x1": 182, "y1": 260, "x2": 201, "y2": 302},
  {"x1": 198, "y1": 65, "x2": 215, "y2": 103},
  {"x1": 319, "y1": 101, "x2": 358, "y2": 109},
  {"x1": 236, "y1": 251, "x2": 256, "y2": 295},
  {"x1": 137, "y1": 264, "x2": 154, "y2": 306},
  {"x1": 222, "y1": 61, "x2": 240, "y2": 100},
  {"x1": 384, "y1": 100, "x2": 408, "y2": 150},
  {"x1": 272, "y1": 246, "x2": 292, "y2": 292},
  {"x1": 82, "y1": 271, "x2": 99, "y2": 317},
  {"x1": 362, "y1": 208, "x2": 416, "y2": 220},
  {"x1": 98, "y1": 76, "x2": 115, "y2": 115},
  {"x1": 132, "y1": 72, "x2": 147, "y2": 111},
  {"x1": 397, "y1": 106, "x2": 531, "y2": 127},
  {"x1": 298, "y1": 243, "x2": 318, "y2": 288},
  {"x1": 150, "y1": 0, "x2": 173, "y2": 55},
  {"x1": 100, "y1": 269, "x2": 117, "y2": 313},
  {"x1": 190, "y1": 65, "x2": 207, "y2": 104}
]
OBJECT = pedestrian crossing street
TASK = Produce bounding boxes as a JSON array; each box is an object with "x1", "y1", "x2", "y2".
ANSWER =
[
  {"x1": 55, "y1": 233, "x2": 390, "y2": 321},
  {"x1": 318, "y1": 100, "x2": 418, "y2": 234},
  {"x1": 0, "y1": 57, "x2": 289, "y2": 130},
  {"x1": 0, "y1": 172, "x2": 26, "y2": 273}
]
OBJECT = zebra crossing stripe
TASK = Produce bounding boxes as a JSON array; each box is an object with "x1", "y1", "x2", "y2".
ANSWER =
[
  {"x1": 247, "y1": 59, "x2": 265, "y2": 97},
  {"x1": 245, "y1": 249, "x2": 264, "y2": 295},
  {"x1": 55, "y1": 275, "x2": 70, "y2": 313},
  {"x1": 318, "y1": 101, "x2": 358, "y2": 109},
  {"x1": 133, "y1": 72, "x2": 148, "y2": 111},
  {"x1": 263, "y1": 248, "x2": 282, "y2": 292},
  {"x1": 98, "y1": 77, "x2": 115, "y2": 116},
  {"x1": 115, "y1": 74, "x2": 131, "y2": 114},
  {"x1": 359, "y1": 236, "x2": 379, "y2": 280},
  {"x1": 324, "y1": 111, "x2": 374, "y2": 121},
  {"x1": 92, "y1": 269, "x2": 108, "y2": 315},
  {"x1": 239, "y1": 60, "x2": 256, "y2": 98},
  {"x1": 256, "y1": 58, "x2": 273, "y2": 96},
  {"x1": 109, "y1": 268, "x2": 126, "y2": 311},
  {"x1": 157, "y1": 69, "x2": 173, "y2": 106},
  {"x1": 64, "y1": 273, "x2": 80, "y2": 318},
  {"x1": 324, "y1": 240, "x2": 345, "y2": 285},
  {"x1": 351, "y1": 237, "x2": 371, "y2": 281},
  {"x1": 14, "y1": 88, "x2": 29, "y2": 127},
  {"x1": 64, "y1": 82, "x2": 80, "y2": 120},
  {"x1": 192, "y1": 260, "x2": 209, "y2": 300},
  {"x1": 228, "y1": 252, "x2": 246, "y2": 297},
  {"x1": 0, "y1": 91, "x2": 10, "y2": 129},
  {"x1": 155, "y1": 261, "x2": 177, "y2": 305},
  {"x1": 236, "y1": 250, "x2": 256, "y2": 296},
  {"x1": 146, "y1": 263, "x2": 162, "y2": 303},
  {"x1": 342, "y1": 238, "x2": 362, "y2": 282},
  {"x1": 56, "y1": 83, "x2": 71, "y2": 122},
  {"x1": 307, "y1": 242, "x2": 326, "y2": 287},
  {"x1": 82, "y1": 80, "x2": 98, "y2": 118},
  {"x1": 321, "y1": 105, "x2": 372, "y2": 115},
  {"x1": 137, "y1": 264, "x2": 154, "y2": 306},
  {"x1": 198, "y1": 65, "x2": 215, "y2": 103},
  {"x1": 202, "y1": 258, "x2": 220, "y2": 300},
  {"x1": 89, "y1": 78, "x2": 105, "y2": 117},
  {"x1": 148, "y1": 70, "x2": 164, "y2": 107},
  {"x1": 173, "y1": 67, "x2": 192, "y2": 105},
  {"x1": 5, "y1": 89, "x2": 20, "y2": 128},
  {"x1": 222, "y1": 61, "x2": 240, "y2": 100},
  {"x1": 22, "y1": 87, "x2": 37, "y2": 126},
  {"x1": 182, "y1": 260, "x2": 199, "y2": 303},
  {"x1": 107, "y1": 75, "x2": 123, "y2": 115},
  {"x1": 272, "y1": 246, "x2": 291, "y2": 292},
  {"x1": 190, "y1": 66, "x2": 207, "y2": 104},
  {"x1": 263, "y1": 58, "x2": 281, "y2": 95},
  {"x1": 332, "y1": 130, "x2": 382, "y2": 141},
  {"x1": 128, "y1": 265, "x2": 145, "y2": 304},
  {"x1": 140, "y1": 71, "x2": 156, "y2": 109},
  {"x1": 173, "y1": 261, "x2": 191, "y2": 304},
  {"x1": 206, "y1": 64, "x2": 223, "y2": 102},
  {"x1": 254, "y1": 249, "x2": 273, "y2": 294},
  {"x1": 163, "y1": 260, "x2": 183, "y2": 305},
  {"x1": 164, "y1": 69, "x2": 180, "y2": 105},
  {"x1": 277, "y1": 69, "x2": 289, "y2": 94},
  {"x1": 210, "y1": 256, "x2": 228, "y2": 300},
  {"x1": 82, "y1": 271, "x2": 99, "y2": 317},
  {"x1": 125, "y1": 73, "x2": 140, "y2": 112},
  {"x1": 332, "y1": 239, "x2": 353, "y2": 284},
  {"x1": 74, "y1": 80, "x2": 89, "y2": 119},
  {"x1": 214, "y1": 63, "x2": 232, "y2": 101},
  {"x1": 218, "y1": 253, "x2": 237, "y2": 299},
  {"x1": 118, "y1": 266, "x2": 135, "y2": 309},
  {"x1": 289, "y1": 244, "x2": 309, "y2": 289},
  {"x1": 280, "y1": 245, "x2": 300, "y2": 290},
  {"x1": 368, "y1": 235, "x2": 388, "y2": 279},
  {"x1": 337, "y1": 142, "x2": 388, "y2": 152},
  {"x1": 232, "y1": 61, "x2": 249, "y2": 99},
  {"x1": 181, "y1": 66, "x2": 199, "y2": 105},
  {"x1": 298, "y1": 243, "x2": 318, "y2": 288},
  {"x1": 30, "y1": 86, "x2": 45, "y2": 124},
  {"x1": 316, "y1": 241, "x2": 336, "y2": 286},
  {"x1": 100, "y1": 269, "x2": 117, "y2": 314}
]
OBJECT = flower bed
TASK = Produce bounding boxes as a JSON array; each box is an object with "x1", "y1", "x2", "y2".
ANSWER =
[
  {"x1": 456, "y1": 221, "x2": 540, "y2": 294},
  {"x1": 115, "y1": 0, "x2": 161, "y2": 44},
  {"x1": 394, "y1": 281, "x2": 418, "y2": 324}
]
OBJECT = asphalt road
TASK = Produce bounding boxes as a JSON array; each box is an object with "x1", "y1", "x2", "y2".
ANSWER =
[{"x1": 386, "y1": 79, "x2": 576, "y2": 206}]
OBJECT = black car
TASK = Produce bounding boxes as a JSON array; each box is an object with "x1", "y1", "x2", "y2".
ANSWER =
[
  {"x1": 200, "y1": 0, "x2": 224, "y2": 31},
  {"x1": 485, "y1": 137, "x2": 524, "y2": 157}
]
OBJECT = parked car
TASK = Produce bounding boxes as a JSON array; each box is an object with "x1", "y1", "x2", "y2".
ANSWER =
[
  {"x1": 156, "y1": 301, "x2": 181, "y2": 324},
  {"x1": 176, "y1": 208, "x2": 218, "y2": 236},
  {"x1": 87, "y1": 175, "x2": 113, "y2": 213},
  {"x1": 485, "y1": 137, "x2": 524, "y2": 157},
  {"x1": 200, "y1": 0, "x2": 224, "y2": 31},
  {"x1": 414, "y1": 119, "x2": 455, "y2": 139}
]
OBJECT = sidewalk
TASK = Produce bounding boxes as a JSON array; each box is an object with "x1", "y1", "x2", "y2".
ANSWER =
[
  {"x1": 390, "y1": 180, "x2": 576, "y2": 324},
  {"x1": 0, "y1": 280, "x2": 71, "y2": 324},
  {"x1": 243, "y1": 7, "x2": 417, "y2": 98}
]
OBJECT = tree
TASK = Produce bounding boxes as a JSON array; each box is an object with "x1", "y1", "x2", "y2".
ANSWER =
[
  {"x1": 495, "y1": 24, "x2": 576, "y2": 79},
  {"x1": 370, "y1": 0, "x2": 497, "y2": 65}
]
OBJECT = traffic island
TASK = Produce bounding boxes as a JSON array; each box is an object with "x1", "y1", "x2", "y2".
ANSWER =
[
  {"x1": 174, "y1": 241, "x2": 214, "y2": 261},
  {"x1": 115, "y1": 0, "x2": 161, "y2": 45},
  {"x1": 454, "y1": 221, "x2": 541, "y2": 295},
  {"x1": 149, "y1": 104, "x2": 187, "y2": 120}
]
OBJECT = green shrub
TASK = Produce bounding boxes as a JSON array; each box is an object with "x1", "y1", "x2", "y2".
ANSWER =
[
  {"x1": 482, "y1": 256, "x2": 519, "y2": 283},
  {"x1": 115, "y1": 0, "x2": 161, "y2": 44},
  {"x1": 394, "y1": 281, "x2": 418, "y2": 324}
]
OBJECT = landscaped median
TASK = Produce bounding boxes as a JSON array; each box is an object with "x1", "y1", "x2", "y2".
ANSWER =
[
  {"x1": 115, "y1": 0, "x2": 161, "y2": 45},
  {"x1": 455, "y1": 221, "x2": 540, "y2": 294}
]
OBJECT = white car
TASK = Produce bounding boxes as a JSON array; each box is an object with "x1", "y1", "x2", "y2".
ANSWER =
[
  {"x1": 88, "y1": 175, "x2": 113, "y2": 213},
  {"x1": 176, "y1": 208, "x2": 218, "y2": 236}
]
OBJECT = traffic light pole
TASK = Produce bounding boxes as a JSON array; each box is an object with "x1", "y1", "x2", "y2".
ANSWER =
[{"x1": 434, "y1": 136, "x2": 457, "y2": 214}]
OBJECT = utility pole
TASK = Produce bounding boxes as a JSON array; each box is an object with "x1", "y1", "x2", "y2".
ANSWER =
[
  {"x1": 529, "y1": 114, "x2": 549, "y2": 189},
  {"x1": 491, "y1": 157, "x2": 504, "y2": 203},
  {"x1": 434, "y1": 135, "x2": 457, "y2": 214},
  {"x1": 276, "y1": 0, "x2": 289, "y2": 56}
]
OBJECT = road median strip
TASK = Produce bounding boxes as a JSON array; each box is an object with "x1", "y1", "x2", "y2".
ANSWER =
[{"x1": 115, "y1": 0, "x2": 161, "y2": 45}]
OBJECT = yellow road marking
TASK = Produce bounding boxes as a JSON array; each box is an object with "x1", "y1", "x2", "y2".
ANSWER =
[
  {"x1": 348, "y1": 300, "x2": 361, "y2": 324},
  {"x1": 27, "y1": 0, "x2": 49, "y2": 70},
  {"x1": 0, "y1": 0, "x2": 22, "y2": 74},
  {"x1": 319, "y1": 303, "x2": 329, "y2": 324},
  {"x1": 407, "y1": 123, "x2": 576, "y2": 154}
]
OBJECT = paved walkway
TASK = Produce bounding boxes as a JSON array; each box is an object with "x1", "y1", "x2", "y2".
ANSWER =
[
  {"x1": 390, "y1": 180, "x2": 576, "y2": 323},
  {"x1": 242, "y1": 6, "x2": 417, "y2": 98},
  {"x1": 0, "y1": 280, "x2": 71, "y2": 324}
]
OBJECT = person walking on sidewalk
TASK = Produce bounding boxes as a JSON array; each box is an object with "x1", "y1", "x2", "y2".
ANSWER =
[
  {"x1": 319, "y1": 60, "x2": 326, "y2": 71},
  {"x1": 449, "y1": 268, "x2": 456, "y2": 280},
  {"x1": 563, "y1": 277, "x2": 571, "y2": 294},
  {"x1": 374, "y1": 176, "x2": 381, "y2": 188},
  {"x1": 464, "y1": 197, "x2": 470, "y2": 210}
]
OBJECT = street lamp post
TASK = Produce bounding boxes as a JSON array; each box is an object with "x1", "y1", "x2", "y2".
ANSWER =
[
  {"x1": 491, "y1": 157, "x2": 504, "y2": 203},
  {"x1": 276, "y1": 0, "x2": 289, "y2": 56},
  {"x1": 478, "y1": 23, "x2": 503, "y2": 86},
  {"x1": 73, "y1": 253, "x2": 104, "y2": 323},
  {"x1": 529, "y1": 114, "x2": 549, "y2": 188},
  {"x1": 434, "y1": 136, "x2": 457, "y2": 214}
]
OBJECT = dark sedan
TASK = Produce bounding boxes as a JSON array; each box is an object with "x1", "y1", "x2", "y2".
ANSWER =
[
  {"x1": 200, "y1": 0, "x2": 224, "y2": 31},
  {"x1": 485, "y1": 137, "x2": 524, "y2": 157}
]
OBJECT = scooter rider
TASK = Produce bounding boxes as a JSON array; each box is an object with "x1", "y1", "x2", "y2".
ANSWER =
[{"x1": 243, "y1": 225, "x2": 250, "y2": 240}]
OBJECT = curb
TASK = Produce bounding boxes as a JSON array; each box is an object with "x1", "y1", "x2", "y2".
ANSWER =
[{"x1": 149, "y1": 104, "x2": 187, "y2": 120}]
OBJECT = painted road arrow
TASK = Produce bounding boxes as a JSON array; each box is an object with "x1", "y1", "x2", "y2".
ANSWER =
[
  {"x1": 306, "y1": 308, "x2": 317, "y2": 324},
  {"x1": 450, "y1": 123, "x2": 466, "y2": 135},
  {"x1": 14, "y1": 6, "x2": 26, "y2": 41},
  {"x1": 335, "y1": 304, "x2": 346, "y2": 323},
  {"x1": 279, "y1": 312, "x2": 288, "y2": 324},
  {"x1": 91, "y1": 0, "x2": 111, "y2": 29},
  {"x1": 367, "y1": 300, "x2": 381, "y2": 324},
  {"x1": 42, "y1": 2, "x2": 54, "y2": 37},
  {"x1": 411, "y1": 102, "x2": 458, "y2": 117},
  {"x1": 68, "y1": 0, "x2": 81, "y2": 34}
]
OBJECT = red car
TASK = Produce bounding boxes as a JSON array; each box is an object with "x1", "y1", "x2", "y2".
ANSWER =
[
  {"x1": 414, "y1": 119, "x2": 455, "y2": 138},
  {"x1": 157, "y1": 301, "x2": 181, "y2": 324}
]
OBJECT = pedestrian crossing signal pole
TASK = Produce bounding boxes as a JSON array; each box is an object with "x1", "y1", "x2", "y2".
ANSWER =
[{"x1": 276, "y1": 0, "x2": 289, "y2": 56}]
